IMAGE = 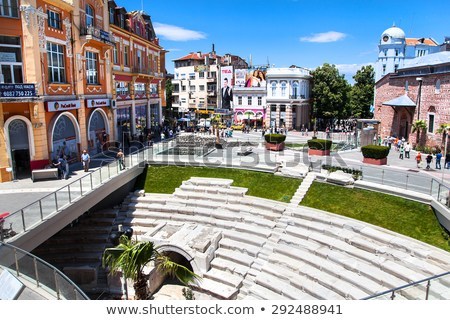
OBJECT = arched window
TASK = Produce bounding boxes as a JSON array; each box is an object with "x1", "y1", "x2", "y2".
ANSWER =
[
  {"x1": 281, "y1": 81, "x2": 287, "y2": 97},
  {"x1": 85, "y1": 5, "x2": 94, "y2": 27},
  {"x1": 292, "y1": 81, "x2": 299, "y2": 98},
  {"x1": 435, "y1": 79, "x2": 441, "y2": 94},
  {"x1": 271, "y1": 81, "x2": 277, "y2": 97}
]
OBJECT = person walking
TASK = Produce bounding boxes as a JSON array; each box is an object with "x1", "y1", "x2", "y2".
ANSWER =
[
  {"x1": 404, "y1": 142, "x2": 411, "y2": 159},
  {"x1": 426, "y1": 153, "x2": 433, "y2": 170},
  {"x1": 416, "y1": 151, "x2": 422, "y2": 168},
  {"x1": 117, "y1": 149, "x2": 125, "y2": 170},
  {"x1": 435, "y1": 151, "x2": 442, "y2": 169},
  {"x1": 399, "y1": 144, "x2": 404, "y2": 160},
  {"x1": 446, "y1": 153, "x2": 450, "y2": 169},
  {"x1": 81, "y1": 149, "x2": 90, "y2": 172}
]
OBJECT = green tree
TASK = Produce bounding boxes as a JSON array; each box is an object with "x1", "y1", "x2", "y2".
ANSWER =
[
  {"x1": 311, "y1": 63, "x2": 349, "y2": 121},
  {"x1": 103, "y1": 235, "x2": 199, "y2": 300},
  {"x1": 165, "y1": 78, "x2": 173, "y2": 122},
  {"x1": 411, "y1": 120, "x2": 427, "y2": 148},
  {"x1": 349, "y1": 65, "x2": 375, "y2": 118}
]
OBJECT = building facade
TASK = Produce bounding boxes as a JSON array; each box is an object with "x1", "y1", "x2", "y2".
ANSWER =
[
  {"x1": 108, "y1": 1, "x2": 165, "y2": 146},
  {"x1": 375, "y1": 25, "x2": 440, "y2": 82},
  {"x1": 374, "y1": 51, "x2": 450, "y2": 148},
  {"x1": 0, "y1": 0, "x2": 115, "y2": 182},
  {"x1": 265, "y1": 67, "x2": 312, "y2": 130}
]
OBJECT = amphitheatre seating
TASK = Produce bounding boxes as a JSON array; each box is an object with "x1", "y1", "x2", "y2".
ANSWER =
[{"x1": 122, "y1": 177, "x2": 450, "y2": 300}]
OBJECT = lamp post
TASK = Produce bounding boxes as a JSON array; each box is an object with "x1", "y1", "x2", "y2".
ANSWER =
[
  {"x1": 416, "y1": 77, "x2": 423, "y2": 120},
  {"x1": 442, "y1": 128, "x2": 449, "y2": 182}
]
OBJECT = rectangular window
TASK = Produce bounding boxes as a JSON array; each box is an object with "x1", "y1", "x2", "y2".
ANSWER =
[
  {"x1": 0, "y1": 0, "x2": 19, "y2": 18},
  {"x1": 247, "y1": 96, "x2": 252, "y2": 105},
  {"x1": 85, "y1": 51, "x2": 98, "y2": 84},
  {"x1": 47, "y1": 10, "x2": 62, "y2": 29},
  {"x1": 46, "y1": 42, "x2": 65, "y2": 83},
  {"x1": 189, "y1": 85, "x2": 195, "y2": 92},
  {"x1": 189, "y1": 73, "x2": 195, "y2": 80},
  {"x1": 199, "y1": 72, "x2": 204, "y2": 78},
  {"x1": 85, "y1": 5, "x2": 94, "y2": 27},
  {"x1": 199, "y1": 85, "x2": 205, "y2": 91},
  {"x1": 109, "y1": 7, "x2": 115, "y2": 24},
  {"x1": 382, "y1": 65, "x2": 386, "y2": 74},
  {"x1": 113, "y1": 43, "x2": 118, "y2": 65},
  {"x1": 0, "y1": 36, "x2": 23, "y2": 83},
  {"x1": 116, "y1": 82, "x2": 129, "y2": 95},
  {"x1": 258, "y1": 97, "x2": 262, "y2": 106},
  {"x1": 124, "y1": 45, "x2": 129, "y2": 66},
  {"x1": 181, "y1": 85, "x2": 186, "y2": 91},
  {"x1": 238, "y1": 96, "x2": 242, "y2": 105},
  {"x1": 428, "y1": 114, "x2": 435, "y2": 134},
  {"x1": 394, "y1": 64, "x2": 399, "y2": 73}
]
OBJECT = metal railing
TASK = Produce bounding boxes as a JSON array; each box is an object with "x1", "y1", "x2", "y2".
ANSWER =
[
  {"x1": 0, "y1": 242, "x2": 89, "y2": 300},
  {"x1": 362, "y1": 271, "x2": 450, "y2": 300},
  {"x1": 0, "y1": 144, "x2": 174, "y2": 242}
]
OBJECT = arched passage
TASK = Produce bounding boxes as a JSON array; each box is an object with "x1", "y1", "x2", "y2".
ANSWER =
[
  {"x1": 4, "y1": 116, "x2": 33, "y2": 179},
  {"x1": 87, "y1": 108, "x2": 110, "y2": 155},
  {"x1": 49, "y1": 112, "x2": 81, "y2": 162}
]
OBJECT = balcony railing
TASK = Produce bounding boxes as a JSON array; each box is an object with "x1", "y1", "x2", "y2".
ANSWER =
[
  {"x1": 290, "y1": 94, "x2": 306, "y2": 99},
  {"x1": 80, "y1": 25, "x2": 115, "y2": 46}
]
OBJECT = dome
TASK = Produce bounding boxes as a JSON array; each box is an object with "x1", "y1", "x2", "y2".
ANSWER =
[{"x1": 381, "y1": 25, "x2": 406, "y2": 40}]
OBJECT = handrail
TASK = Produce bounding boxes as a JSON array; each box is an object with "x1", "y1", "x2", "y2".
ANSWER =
[
  {"x1": 0, "y1": 242, "x2": 89, "y2": 300},
  {"x1": 362, "y1": 270, "x2": 450, "y2": 300}
]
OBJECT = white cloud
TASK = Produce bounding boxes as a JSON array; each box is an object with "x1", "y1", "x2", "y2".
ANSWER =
[
  {"x1": 335, "y1": 62, "x2": 374, "y2": 75},
  {"x1": 154, "y1": 23, "x2": 206, "y2": 41},
  {"x1": 300, "y1": 31, "x2": 347, "y2": 43}
]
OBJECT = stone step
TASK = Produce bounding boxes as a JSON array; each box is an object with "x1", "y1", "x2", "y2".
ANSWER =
[
  {"x1": 247, "y1": 283, "x2": 290, "y2": 300},
  {"x1": 219, "y1": 238, "x2": 260, "y2": 257},
  {"x1": 203, "y1": 268, "x2": 243, "y2": 288},
  {"x1": 215, "y1": 248, "x2": 254, "y2": 267},
  {"x1": 210, "y1": 257, "x2": 250, "y2": 276},
  {"x1": 192, "y1": 278, "x2": 238, "y2": 300}
]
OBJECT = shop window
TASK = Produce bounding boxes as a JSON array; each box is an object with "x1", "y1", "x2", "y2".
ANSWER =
[
  {"x1": 85, "y1": 51, "x2": 98, "y2": 84},
  {"x1": 47, "y1": 42, "x2": 65, "y2": 83}
]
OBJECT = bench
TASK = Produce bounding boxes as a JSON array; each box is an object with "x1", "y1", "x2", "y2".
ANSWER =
[
  {"x1": 31, "y1": 168, "x2": 58, "y2": 182},
  {"x1": 237, "y1": 147, "x2": 253, "y2": 156}
]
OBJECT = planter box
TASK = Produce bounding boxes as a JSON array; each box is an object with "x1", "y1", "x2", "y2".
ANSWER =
[
  {"x1": 363, "y1": 157, "x2": 387, "y2": 165},
  {"x1": 308, "y1": 149, "x2": 330, "y2": 156},
  {"x1": 265, "y1": 142, "x2": 285, "y2": 151}
]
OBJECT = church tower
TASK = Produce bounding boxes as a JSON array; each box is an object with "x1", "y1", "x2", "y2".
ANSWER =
[{"x1": 375, "y1": 25, "x2": 406, "y2": 82}]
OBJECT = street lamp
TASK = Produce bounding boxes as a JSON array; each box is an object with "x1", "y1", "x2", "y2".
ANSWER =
[{"x1": 416, "y1": 77, "x2": 423, "y2": 120}]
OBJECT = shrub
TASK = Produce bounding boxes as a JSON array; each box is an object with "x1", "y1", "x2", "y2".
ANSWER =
[
  {"x1": 361, "y1": 145, "x2": 390, "y2": 159},
  {"x1": 307, "y1": 139, "x2": 332, "y2": 150},
  {"x1": 264, "y1": 134, "x2": 286, "y2": 144},
  {"x1": 322, "y1": 164, "x2": 362, "y2": 180}
]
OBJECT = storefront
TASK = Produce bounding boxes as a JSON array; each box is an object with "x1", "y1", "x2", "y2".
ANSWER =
[
  {"x1": 135, "y1": 104, "x2": 147, "y2": 137},
  {"x1": 86, "y1": 99, "x2": 110, "y2": 155},
  {"x1": 116, "y1": 106, "x2": 131, "y2": 147},
  {"x1": 234, "y1": 109, "x2": 265, "y2": 128},
  {"x1": 48, "y1": 100, "x2": 81, "y2": 163}
]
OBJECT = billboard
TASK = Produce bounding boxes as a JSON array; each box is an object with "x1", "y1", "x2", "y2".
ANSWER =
[
  {"x1": 234, "y1": 68, "x2": 267, "y2": 88},
  {"x1": 220, "y1": 66, "x2": 233, "y2": 110}
]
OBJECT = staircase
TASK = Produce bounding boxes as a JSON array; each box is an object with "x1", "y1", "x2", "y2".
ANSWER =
[{"x1": 288, "y1": 172, "x2": 316, "y2": 207}]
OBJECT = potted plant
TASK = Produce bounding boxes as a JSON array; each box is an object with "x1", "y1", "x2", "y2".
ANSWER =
[
  {"x1": 307, "y1": 138, "x2": 332, "y2": 156},
  {"x1": 361, "y1": 145, "x2": 390, "y2": 165},
  {"x1": 264, "y1": 133, "x2": 286, "y2": 151}
]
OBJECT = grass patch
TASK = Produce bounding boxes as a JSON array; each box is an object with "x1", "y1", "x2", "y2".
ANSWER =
[
  {"x1": 301, "y1": 182, "x2": 450, "y2": 252},
  {"x1": 285, "y1": 143, "x2": 306, "y2": 148},
  {"x1": 136, "y1": 165, "x2": 301, "y2": 202}
]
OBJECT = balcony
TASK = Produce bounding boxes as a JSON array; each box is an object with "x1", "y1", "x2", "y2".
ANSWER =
[
  {"x1": 80, "y1": 25, "x2": 115, "y2": 46},
  {"x1": 207, "y1": 90, "x2": 217, "y2": 96},
  {"x1": 290, "y1": 94, "x2": 306, "y2": 100}
]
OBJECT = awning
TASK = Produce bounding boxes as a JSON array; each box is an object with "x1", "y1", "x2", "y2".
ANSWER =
[{"x1": 382, "y1": 94, "x2": 416, "y2": 107}]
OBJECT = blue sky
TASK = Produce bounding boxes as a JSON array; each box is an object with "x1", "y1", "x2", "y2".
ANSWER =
[{"x1": 115, "y1": 0, "x2": 449, "y2": 81}]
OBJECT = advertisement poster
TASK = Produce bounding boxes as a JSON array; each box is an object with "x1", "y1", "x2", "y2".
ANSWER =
[
  {"x1": 235, "y1": 68, "x2": 267, "y2": 88},
  {"x1": 220, "y1": 66, "x2": 233, "y2": 110}
]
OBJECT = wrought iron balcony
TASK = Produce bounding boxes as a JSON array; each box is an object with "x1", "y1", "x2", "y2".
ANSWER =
[{"x1": 80, "y1": 25, "x2": 115, "y2": 46}]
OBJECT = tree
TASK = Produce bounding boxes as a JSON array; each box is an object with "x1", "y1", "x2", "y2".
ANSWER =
[
  {"x1": 349, "y1": 65, "x2": 375, "y2": 118},
  {"x1": 103, "y1": 235, "x2": 199, "y2": 300},
  {"x1": 165, "y1": 78, "x2": 173, "y2": 122},
  {"x1": 411, "y1": 120, "x2": 427, "y2": 148},
  {"x1": 311, "y1": 63, "x2": 349, "y2": 124}
]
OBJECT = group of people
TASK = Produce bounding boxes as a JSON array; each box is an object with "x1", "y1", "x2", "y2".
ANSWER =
[{"x1": 415, "y1": 151, "x2": 450, "y2": 170}]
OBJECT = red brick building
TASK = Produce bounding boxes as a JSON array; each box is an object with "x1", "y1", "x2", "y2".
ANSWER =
[{"x1": 374, "y1": 51, "x2": 450, "y2": 148}]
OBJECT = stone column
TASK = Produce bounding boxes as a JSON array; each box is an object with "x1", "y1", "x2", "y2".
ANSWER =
[
  {"x1": 286, "y1": 105, "x2": 293, "y2": 130},
  {"x1": 275, "y1": 105, "x2": 280, "y2": 130}
]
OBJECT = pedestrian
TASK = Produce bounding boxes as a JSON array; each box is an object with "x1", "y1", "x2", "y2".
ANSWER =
[
  {"x1": 399, "y1": 144, "x2": 404, "y2": 159},
  {"x1": 81, "y1": 149, "x2": 90, "y2": 172},
  {"x1": 58, "y1": 155, "x2": 66, "y2": 179},
  {"x1": 426, "y1": 154, "x2": 433, "y2": 170},
  {"x1": 117, "y1": 149, "x2": 125, "y2": 170},
  {"x1": 404, "y1": 142, "x2": 411, "y2": 159},
  {"x1": 446, "y1": 153, "x2": 450, "y2": 169},
  {"x1": 416, "y1": 151, "x2": 422, "y2": 168},
  {"x1": 52, "y1": 157, "x2": 62, "y2": 179},
  {"x1": 435, "y1": 151, "x2": 442, "y2": 169},
  {"x1": 63, "y1": 155, "x2": 69, "y2": 179}
]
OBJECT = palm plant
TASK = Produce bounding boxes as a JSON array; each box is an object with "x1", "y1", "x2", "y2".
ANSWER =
[
  {"x1": 436, "y1": 123, "x2": 450, "y2": 146},
  {"x1": 411, "y1": 120, "x2": 427, "y2": 148},
  {"x1": 103, "y1": 235, "x2": 199, "y2": 300}
]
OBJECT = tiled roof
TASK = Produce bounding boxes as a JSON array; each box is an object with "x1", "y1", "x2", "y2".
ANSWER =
[
  {"x1": 382, "y1": 94, "x2": 416, "y2": 107},
  {"x1": 405, "y1": 38, "x2": 438, "y2": 46},
  {"x1": 403, "y1": 51, "x2": 450, "y2": 68},
  {"x1": 174, "y1": 52, "x2": 220, "y2": 61}
]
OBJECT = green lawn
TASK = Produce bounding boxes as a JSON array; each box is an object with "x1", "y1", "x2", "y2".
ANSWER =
[
  {"x1": 301, "y1": 182, "x2": 450, "y2": 252},
  {"x1": 136, "y1": 165, "x2": 301, "y2": 202}
]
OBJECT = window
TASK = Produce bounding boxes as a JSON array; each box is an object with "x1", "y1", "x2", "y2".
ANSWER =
[
  {"x1": 405, "y1": 80, "x2": 409, "y2": 92},
  {"x1": 135, "y1": 23, "x2": 140, "y2": 36},
  {"x1": 428, "y1": 113, "x2": 435, "y2": 134},
  {"x1": 113, "y1": 43, "x2": 118, "y2": 65},
  {"x1": 124, "y1": 45, "x2": 129, "y2": 66},
  {"x1": 199, "y1": 85, "x2": 205, "y2": 91},
  {"x1": 116, "y1": 82, "x2": 129, "y2": 95},
  {"x1": 180, "y1": 73, "x2": 186, "y2": 79},
  {"x1": 109, "y1": 7, "x2": 115, "y2": 24},
  {"x1": 199, "y1": 72, "x2": 204, "y2": 78},
  {"x1": 281, "y1": 82, "x2": 287, "y2": 97},
  {"x1": 435, "y1": 79, "x2": 441, "y2": 94},
  {"x1": 47, "y1": 10, "x2": 62, "y2": 29},
  {"x1": 0, "y1": 36, "x2": 23, "y2": 83},
  {"x1": 247, "y1": 96, "x2": 252, "y2": 105},
  {"x1": 0, "y1": 0, "x2": 18, "y2": 18},
  {"x1": 85, "y1": 51, "x2": 98, "y2": 84},
  {"x1": 292, "y1": 81, "x2": 299, "y2": 98},
  {"x1": 136, "y1": 50, "x2": 142, "y2": 69},
  {"x1": 85, "y1": 5, "x2": 94, "y2": 27},
  {"x1": 382, "y1": 64, "x2": 386, "y2": 74},
  {"x1": 189, "y1": 85, "x2": 195, "y2": 92},
  {"x1": 47, "y1": 42, "x2": 65, "y2": 83},
  {"x1": 271, "y1": 81, "x2": 277, "y2": 96},
  {"x1": 238, "y1": 96, "x2": 242, "y2": 105},
  {"x1": 395, "y1": 49, "x2": 399, "y2": 57},
  {"x1": 394, "y1": 64, "x2": 399, "y2": 73},
  {"x1": 134, "y1": 83, "x2": 145, "y2": 95},
  {"x1": 258, "y1": 97, "x2": 262, "y2": 106},
  {"x1": 189, "y1": 73, "x2": 195, "y2": 80},
  {"x1": 119, "y1": 14, "x2": 124, "y2": 28},
  {"x1": 181, "y1": 85, "x2": 186, "y2": 91}
]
